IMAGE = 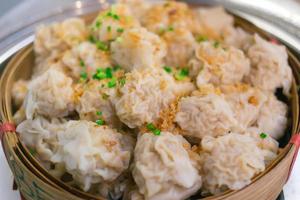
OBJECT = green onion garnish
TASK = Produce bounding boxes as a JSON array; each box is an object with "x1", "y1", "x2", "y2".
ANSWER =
[
  {"x1": 119, "y1": 77, "x2": 126, "y2": 86},
  {"x1": 196, "y1": 35, "x2": 208, "y2": 43},
  {"x1": 167, "y1": 26, "x2": 174, "y2": 32},
  {"x1": 96, "y1": 119, "x2": 105, "y2": 126},
  {"x1": 175, "y1": 68, "x2": 189, "y2": 80},
  {"x1": 93, "y1": 69, "x2": 106, "y2": 80},
  {"x1": 112, "y1": 14, "x2": 120, "y2": 20},
  {"x1": 95, "y1": 20, "x2": 102, "y2": 28},
  {"x1": 80, "y1": 72, "x2": 88, "y2": 80},
  {"x1": 107, "y1": 26, "x2": 112, "y2": 32},
  {"x1": 260, "y1": 132, "x2": 267, "y2": 139},
  {"x1": 117, "y1": 28, "x2": 124, "y2": 33},
  {"x1": 105, "y1": 67, "x2": 113, "y2": 78},
  {"x1": 146, "y1": 123, "x2": 156, "y2": 131},
  {"x1": 88, "y1": 35, "x2": 96, "y2": 43},
  {"x1": 113, "y1": 65, "x2": 121, "y2": 71},
  {"x1": 213, "y1": 41, "x2": 220, "y2": 48},
  {"x1": 96, "y1": 111, "x2": 102, "y2": 116},
  {"x1": 80, "y1": 60, "x2": 85, "y2": 67},
  {"x1": 96, "y1": 40, "x2": 109, "y2": 51},
  {"x1": 146, "y1": 123, "x2": 161, "y2": 136},
  {"x1": 108, "y1": 77, "x2": 117, "y2": 88},
  {"x1": 153, "y1": 129, "x2": 161, "y2": 136},
  {"x1": 163, "y1": 66, "x2": 172, "y2": 73}
]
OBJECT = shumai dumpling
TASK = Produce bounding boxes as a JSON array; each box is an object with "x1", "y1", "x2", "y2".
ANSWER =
[
  {"x1": 220, "y1": 83, "x2": 267, "y2": 129},
  {"x1": 51, "y1": 121, "x2": 133, "y2": 191},
  {"x1": 62, "y1": 42, "x2": 112, "y2": 80},
  {"x1": 17, "y1": 116, "x2": 66, "y2": 161},
  {"x1": 12, "y1": 80, "x2": 29, "y2": 107},
  {"x1": 199, "y1": 133, "x2": 269, "y2": 195},
  {"x1": 132, "y1": 132, "x2": 202, "y2": 200},
  {"x1": 175, "y1": 85, "x2": 239, "y2": 139},
  {"x1": 255, "y1": 93, "x2": 288, "y2": 140},
  {"x1": 246, "y1": 34, "x2": 292, "y2": 95},
  {"x1": 194, "y1": 41, "x2": 250, "y2": 86},
  {"x1": 118, "y1": 0, "x2": 151, "y2": 20},
  {"x1": 24, "y1": 68, "x2": 74, "y2": 119},
  {"x1": 246, "y1": 127, "x2": 279, "y2": 164},
  {"x1": 162, "y1": 28, "x2": 196, "y2": 68},
  {"x1": 75, "y1": 78, "x2": 123, "y2": 128},
  {"x1": 141, "y1": 1, "x2": 199, "y2": 34},
  {"x1": 90, "y1": 3, "x2": 140, "y2": 42},
  {"x1": 34, "y1": 18, "x2": 88, "y2": 75},
  {"x1": 115, "y1": 68, "x2": 194, "y2": 128},
  {"x1": 194, "y1": 7, "x2": 234, "y2": 41},
  {"x1": 111, "y1": 27, "x2": 166, "y2": 72}
]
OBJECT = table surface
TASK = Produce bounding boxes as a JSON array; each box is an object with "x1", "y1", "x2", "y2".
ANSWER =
[{"x1": 0, "y1": 0, "x2": 300, "y2": 199}]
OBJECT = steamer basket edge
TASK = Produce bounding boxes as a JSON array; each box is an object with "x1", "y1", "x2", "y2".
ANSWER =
[{"x1": 0, "y1": 10, "x2": 299, "y2": 200}]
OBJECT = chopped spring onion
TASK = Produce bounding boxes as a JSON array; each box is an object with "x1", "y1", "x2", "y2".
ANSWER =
[
  {"x1": 79, "y1": 60, "x2": 85, "y2": 67},
  {"x1": 117, "y1": 28, "x2": 124, "y2": 33},
  {"x1": 80, "y1": 72, "x2": 88, "y2": 80},
  {"x1": 175, "y1": 68, "x2": 189, "y2": 80},
  {"x1": 93, "y1": 69, "x2": 106, "y2": 80},
  {"x1": 260, "y1": 132, "x2": 267, "y2": 139},
  {"x1": 96, "y1": 119, "x2": 105, "y2": 126},
  {"x1": 96, "y1": 40, "x2": 109, "y2": 51},
  {"x1": 88, "y1": 35, "x2": 96, "y2": 43},
  {"x1": 107, "y1": 26, "x2": 112, "y2": 32},
  {"x1": 95, "y1": 20, "x2": 102, "y2": 28},
  {"x1": 119, "y1": 77, "x2": 126, "y2": 86},
  {"x1": 105, "y1": 67, "x2": 113, "y2": 78},
  {"x1": 163, "y1": 66, "x2": 172, "y2": 73},
  {"x1": 213, "y1": 41, "x2": 220, "y2": 48},
  {"x1": 96, "y1": 111, "x2": 103, "y2": 116},
  {"x1": 108, "y1": 77, "x2": 117, "y2": 88},
  {"x1": 113, "y1": 65, "x2": 121, "y2": 71},
  {"x1": 196, "y1": 35, "x2": 208, "y2": 43},
  {"x1": 146, "y1": 123, "x2": 161, "y2": 136}
]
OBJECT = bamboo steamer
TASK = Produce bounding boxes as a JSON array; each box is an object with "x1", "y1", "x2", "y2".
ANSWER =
[{"x1": 0, "y1": 10, "x2": 299, "y2": 200}]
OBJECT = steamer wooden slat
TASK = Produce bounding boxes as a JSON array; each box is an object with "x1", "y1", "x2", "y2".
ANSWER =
[{"x1": 0, "y1": 10, "x2": 299, "y2": 200}]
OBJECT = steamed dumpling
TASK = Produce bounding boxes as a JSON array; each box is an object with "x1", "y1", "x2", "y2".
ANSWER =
[
  {"x1": 220, "y1": 84, "x2": 267, "y2": 129},
  {"x1": 17, "y1": 116, "x2": 66, "y2": 161},
  {"x1": 62, "y1": 42, "x2": 112, "y2": 80},
  {"x1": 51, "y1": 120, "x2": 133, "y2": 191},
  {"x1": 34, "y1": 18, "x2": 88, "y2": 76},
  {"x1": 199, "y1": 133, "x2": 270, "y2": 195},
  {"x1": 175, "y1": 85, "x2": 239, "y2": 139},
  {"x1": 115, "y1": 68, "x2": 194, "y2": 128},
  {"x1": 12, "y1": 80, "x2": 29, "y2": 107},
  {"x1": 141, "y1": 1, "x2": 198, "y2": 34},
  {"x1": 132, "y1": 132, "x2": 202, "y2": 200},
  {"x1": 111, "y1": 27, "x2": 166, "y2": 71},
  {"x1": 24, "y1": 68, "x2": 74, "y2": 119},
  {"x1": 34, "y1": 18, "x2": 88, "y2": 57},
  {"x1": 245, "y1": 127, "x2": 279, "y2": 164},
  {"x1": 162, "y1": 28, "x2": 196, "y2": 68},
  {"x1": 194, "y1": 7, "x2": 234, "y2": 41},
  {"x1": 246, "y1": 34, "x2": 292, "y2": 95},
  {"x1": 255, "y1": 93, "x2": 288, "y2": 140},
  {"x1": 90, "y1": 3, "x2": 140, "y2": 42},
  {"x1": 194, "y1": 41, "x2": 250, "y2": 86},
  {"x1": 75, "y1": 78, "x2": 122, "y2": 128}
]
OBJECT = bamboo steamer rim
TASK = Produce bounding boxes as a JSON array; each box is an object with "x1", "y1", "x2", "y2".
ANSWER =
[{"x1": 0, "y1": 10, "x2": 299, "y2": 200}]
